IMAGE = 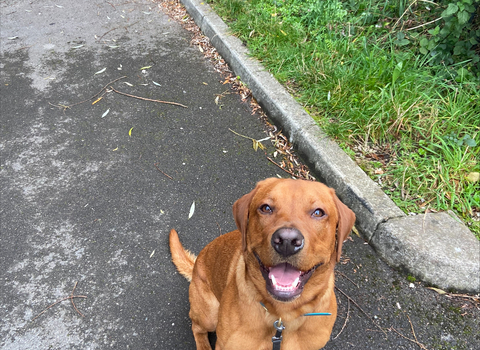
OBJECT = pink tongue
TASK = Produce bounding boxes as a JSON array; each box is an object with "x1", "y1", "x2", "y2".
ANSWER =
[{"x1": 268, "y1": 263, "x2": 301, "y2": 286}]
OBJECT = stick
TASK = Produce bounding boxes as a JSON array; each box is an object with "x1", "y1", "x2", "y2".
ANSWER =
[
  {"x1": 389, "y1": 326, "x2": 429, "y2": 350},
  {"x1": 266, "y1": 156, "x2": 300, "y2": 179},
  {"x1": 50, "y1": 76, "x2": 127, "y2": 110},
  {"x1": 97, "y1": 21, "x2": 140, "y2": 42},
  {"x1": 333, "y1": 297, "x2": 350, "y2": 339},
  {"x1": 110, "y1": 86, "x2": 188, "y2": 108},
  {"x1": 70, "y1": 281, "x2": 85, "y2": 318},
  {"x1": 335, "y1": 286, "x2": 388, "y2": 338},
  {"x1": 336, "y1": 271, "x2": 359, "y2": 288},
  {"x1": 31, "y1": 295, "x2": 86, "y2": 323},
  {"x1": 154, "y1": 163, "x2": 173, "y2": 179}
]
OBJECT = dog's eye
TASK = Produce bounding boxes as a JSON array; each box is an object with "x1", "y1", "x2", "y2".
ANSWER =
[
  {"x1": 259, "y1": 204, "x2": 273, "y2": 214},
  {"x1": 312, "y1": 208, "x2": 325, "y2": 218}
]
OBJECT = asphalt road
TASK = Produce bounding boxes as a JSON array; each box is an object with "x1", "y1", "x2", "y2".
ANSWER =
[{"x1": 1, "y1": 1, "x2": 478, "y2": 349}]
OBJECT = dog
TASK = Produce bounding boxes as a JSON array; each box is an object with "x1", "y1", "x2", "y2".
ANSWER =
[{"x1": 169, "y1": 178, "x2": 355, "y2": 350}]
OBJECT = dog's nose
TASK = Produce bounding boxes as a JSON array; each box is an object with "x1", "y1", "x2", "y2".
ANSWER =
[{"x1": 271, "y1": 228, "x2": 304, "y2": 257}]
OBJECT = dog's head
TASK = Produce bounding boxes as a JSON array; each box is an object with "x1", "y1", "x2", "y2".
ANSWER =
[{"x1": 233, "y1": 178, "x2": 355, "y2": 302}]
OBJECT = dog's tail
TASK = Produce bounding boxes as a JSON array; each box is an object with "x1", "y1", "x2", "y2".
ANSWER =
[{"x1": 169, "y1": 229, "x2": 197, "y2": 282}]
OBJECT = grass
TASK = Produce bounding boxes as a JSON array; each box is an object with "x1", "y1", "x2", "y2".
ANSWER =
[{"x1": 206, "y1": 0, "x2": 480, "y2": 237}]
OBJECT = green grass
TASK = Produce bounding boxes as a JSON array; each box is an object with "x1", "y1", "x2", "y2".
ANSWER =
[{"x1": 207, "y1": 0, "x2": 480, "y2": 237}]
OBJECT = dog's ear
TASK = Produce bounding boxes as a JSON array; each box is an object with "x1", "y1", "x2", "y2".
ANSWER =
[
  {"x1": 332, "y1": 191, "x2": 356, "y2": 262},
  {"x1": 233, "y1": 187, "x2": 258, "y2": 252}
]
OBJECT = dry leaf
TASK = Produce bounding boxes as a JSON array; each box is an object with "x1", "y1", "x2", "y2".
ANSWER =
[
  {"x1": 188, "y1": 201, "x2": 195, "y2": 220},
  {"x1": 428, "y1": 287, "x2": 447, "y2": 295},
  {"x1": 128, "y1": 127, "x2": 134, "y2": 137},
  {"x1": 94, "y1": 68, "x2": 106, "y2": 75},
  {"x1": 466, "y1": 172, "x2": 479, "y2": 183},
  {"x1": 101, "y1": 108, "x2": 110, "y2": 118}
]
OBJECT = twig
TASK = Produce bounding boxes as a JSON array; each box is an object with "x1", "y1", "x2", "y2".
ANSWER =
[
  {"x1": 49, "y1": 76, "x2": 127, "y2": 110},
  {"x1": 266, "y1": 156, "x2": 300, "y2": 179},
  {"x1": 30, "y1": 282, "x2": 87, "y2": 323},
  {"x1": 335, "y1": 286, "x2": 388, "y2": 338},
  {"x1": 407, "y1": 17, "x2": 443, "y2": 31},
  {"x1": 336, "y1": 271, "x2": 359, "y2": 288},
  {"x1": 97, "y1": 21, "x2": 140, "y2": 42},
  {"x1": 407, "y1": 314, "x2": 419, "y2": 344},
  {"x1": 110, "y1": 86, "x2": 188, "y2": 108},
  {"x1": 154, "y1": 163, "x2": 173, "y2": 179},
  {"x1": 70, "y1": 281, "x2": 85, "y2": 318},
  {"x1": 389, "y1": 326, "x2": 429, "y2": 350},
  {"x1": 333, "y1": 297, "x2": 350, "y2": 339}
]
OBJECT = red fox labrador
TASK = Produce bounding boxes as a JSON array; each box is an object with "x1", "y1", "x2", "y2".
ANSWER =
[{"x1": 169, "y1": 178, "x2": 355, "y2": 350}]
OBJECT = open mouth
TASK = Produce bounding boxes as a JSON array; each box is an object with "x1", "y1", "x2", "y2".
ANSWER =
[{"x1": 255, "y1": 254, "x2": 321, "y2": 302}]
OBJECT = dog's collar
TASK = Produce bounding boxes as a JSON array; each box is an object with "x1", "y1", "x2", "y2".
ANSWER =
[
  {"x1": 259, "y1": 301, "x2": 331, "y2": 317},
  {"x1": 260, "y1": 302, "x2": 331, "y2": 350}
]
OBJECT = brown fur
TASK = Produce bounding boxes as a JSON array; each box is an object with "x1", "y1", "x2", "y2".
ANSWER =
[{"x1": 169, "y1": 178, "x2": 355, "y2": 350}]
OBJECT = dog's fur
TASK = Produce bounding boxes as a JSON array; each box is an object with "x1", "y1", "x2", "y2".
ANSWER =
[{"x1": 169, "y1": 178, "x2": 355, "y2": 350}]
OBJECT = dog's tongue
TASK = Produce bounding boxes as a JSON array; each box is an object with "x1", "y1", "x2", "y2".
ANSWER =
[{"x1": 268, "y1": 263, "x2": 301, "y2": 287}]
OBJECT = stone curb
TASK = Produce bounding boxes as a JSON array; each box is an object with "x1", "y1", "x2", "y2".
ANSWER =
[{"x1": 178, "y1": 0, "x2": 480, "y2": 293}]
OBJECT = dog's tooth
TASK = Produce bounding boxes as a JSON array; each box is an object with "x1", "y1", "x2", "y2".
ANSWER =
[
  {"x1": 271, "y1": 275, "x2": 277, "y2": 286},
  {"x1": 293, "y1": 277, "x2": 300, "y2": 287}
]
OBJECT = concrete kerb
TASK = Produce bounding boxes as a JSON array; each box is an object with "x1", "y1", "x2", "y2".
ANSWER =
[{"x1": 178, "y1": 0, "x2": 480, "y2": 293}]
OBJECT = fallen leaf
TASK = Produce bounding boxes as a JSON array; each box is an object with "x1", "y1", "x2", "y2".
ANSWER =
[
  {"x1": 94, "y1": 68, "x2": 106, "y2": 75},
  {"x1": 428, "y1": 287, "x2": 447, "y2": 295},
  {"x1": 71, "y1": 44, "x2": 84, "y2": 49},
  {"x1": 466, "y1": 172, "x2": 479, "y2": 183},
  {"x1": 92, "y1": 97, "x2": 103, "y2": 105},
  {"x1": 188, "y1": 201, "x2": 195, "y2": 220},
  {"x1": 150, "y1": 250, "x2": 155, "y2": 258},
  {"x1": 101, "y1": 108, "x2": 110, "y2": 118},
  {"x1": 108, "y1": 45, "x2": 119, "y2": 48},
  {"x1": 129, "y1": 127, "x2": 134, "y2": 136},
  {"x1": 123, "y1": 82, "x2": 133, "y2": 86},
  {"x1": 8, "y1": 36, "x2": 18, "y2": 40},
  {"x1": 140, "y1": 65, "x2": 152, "y2": 70},
  {"x1": 252, "y1": 139, "x2": 266, "y2": 151},
  {"x1": 152, "y1": 81, "x2": 161, "y2": 86},
  {"x1": 112, "y1": 147, "x2": 118, "y2": 151}
]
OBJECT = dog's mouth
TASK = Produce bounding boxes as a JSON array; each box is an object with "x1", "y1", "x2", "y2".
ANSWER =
[{"x1": 255, "y1": 254, "x2": 321, "y2": 302}]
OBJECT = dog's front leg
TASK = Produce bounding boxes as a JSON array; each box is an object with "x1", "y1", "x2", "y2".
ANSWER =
[{"x1": 191, "y1": 322, "x2": 212, "y2": 350}]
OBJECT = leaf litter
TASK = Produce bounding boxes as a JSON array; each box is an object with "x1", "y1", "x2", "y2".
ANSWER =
[{"x1": 157, "y1": 0, "x2": 314, "y2": 181}]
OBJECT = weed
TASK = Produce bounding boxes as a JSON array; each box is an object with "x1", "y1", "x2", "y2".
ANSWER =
[{"x1": 208, "y1": 0, "x2": 480, "y2": 237}]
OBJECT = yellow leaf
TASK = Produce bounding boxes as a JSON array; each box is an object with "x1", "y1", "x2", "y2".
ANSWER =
[
  {"x1": 129, "y1": 127, "x2": 134, "y2": 137},
  {"x1": 92, "y1": 97, "x2": 103, "y2": 105},
  {"x1": 140, "y1": 66, "x2": 152, "y2": 70},
  {"x1": 280, "y1": 29, "x2": 287, "y2": 36},
  {"x1": 427, "y1": 287, "x2": 446, "y2": 295}
]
